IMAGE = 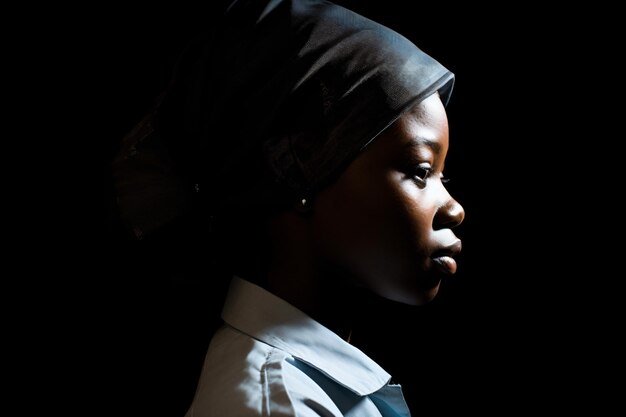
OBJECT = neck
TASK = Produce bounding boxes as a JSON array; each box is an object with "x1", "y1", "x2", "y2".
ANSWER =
[
  {"x1": 262, "y1": 209, "x2": 375, "y2": 342},
  {"x1": 265, "y1": 254, "x2": 364, "y2": 342}
]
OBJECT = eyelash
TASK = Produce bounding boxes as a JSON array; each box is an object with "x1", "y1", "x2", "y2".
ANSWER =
[{"x1": 412, "y1": 166, "x2": 450, "y2": 187}]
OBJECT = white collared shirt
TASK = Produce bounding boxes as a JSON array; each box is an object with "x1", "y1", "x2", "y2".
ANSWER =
[{"x1": 184, "y1": 277, "x2": 411, "y2": 417}]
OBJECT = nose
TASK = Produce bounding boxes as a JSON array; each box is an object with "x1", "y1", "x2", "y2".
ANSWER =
[{"x1": 434, "y1": 197, "x2": 465, "y2": 229}]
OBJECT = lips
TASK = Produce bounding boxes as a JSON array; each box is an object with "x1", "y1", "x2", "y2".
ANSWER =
[
  {"x1": 431, "y1": 240, "x2": 462, "y2": 275},
  {"x1": 432, "y1": 255, "x2": 458, "y2": 274}
]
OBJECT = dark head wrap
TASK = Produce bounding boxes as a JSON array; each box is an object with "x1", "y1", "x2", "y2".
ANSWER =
[{"x1": 114, "y1": 0, "x2": 453, "y2": 237}]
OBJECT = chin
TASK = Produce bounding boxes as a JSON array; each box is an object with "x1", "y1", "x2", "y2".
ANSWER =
[{"x1": 380, "y1": 281, "x2": 441, "y2": 306}]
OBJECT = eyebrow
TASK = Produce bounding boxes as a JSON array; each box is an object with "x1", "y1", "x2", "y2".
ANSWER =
[{"x1": 404, "y1": 136, "x2": 441, "y2": 154}]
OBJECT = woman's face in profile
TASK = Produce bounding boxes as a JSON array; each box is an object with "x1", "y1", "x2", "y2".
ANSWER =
[{"x1": 313, "y1": 93, "x2": 465, "y2": 305}]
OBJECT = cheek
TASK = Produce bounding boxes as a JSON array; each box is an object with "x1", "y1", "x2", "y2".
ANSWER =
[
  {"x1": 362, "y1": 177, "x2": 442, "y2": 304},
  {"x1": 312, "y1": 175, "x2": 378, "y2": 257},
  {"x1": 313, "y1": 170, "x2": 435, "y2": 274},
  {"x1": 311, "y1": 161, "x2": 392, "y2": 268},
  {"x1": 375, "y1": 174, "x2": 435, "y2": 261}
]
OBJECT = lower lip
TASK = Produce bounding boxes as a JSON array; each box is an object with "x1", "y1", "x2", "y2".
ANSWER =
[{"x1": 432, "y1": 256, "x2": 457, "y2": 275}]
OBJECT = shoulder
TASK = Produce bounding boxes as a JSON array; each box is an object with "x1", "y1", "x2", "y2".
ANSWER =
[{"x1": 185, "y1": 326, "x2": 344, "y2": 417}]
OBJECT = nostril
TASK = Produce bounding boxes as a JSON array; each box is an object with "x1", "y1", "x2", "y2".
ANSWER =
[
  {"x1": 449, "y1": 203, "x2": 465, "y2": 227},
  {"x1": 435, "y1": 200, "x2": 464, "y2": 229}
]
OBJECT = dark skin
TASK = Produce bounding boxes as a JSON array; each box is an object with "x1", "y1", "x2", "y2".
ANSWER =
[{"x1": 254, "y1": 92, "x2": 464, "y2": 340}]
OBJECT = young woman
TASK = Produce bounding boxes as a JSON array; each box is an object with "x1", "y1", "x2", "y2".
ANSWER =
[{"x1": 114, "y1": 0, "x2": 464, "y2": 415}]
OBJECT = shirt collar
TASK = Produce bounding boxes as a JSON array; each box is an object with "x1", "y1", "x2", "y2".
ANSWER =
[{"x1": 221, "y1": 276, "x2": 392, "y2": 396}]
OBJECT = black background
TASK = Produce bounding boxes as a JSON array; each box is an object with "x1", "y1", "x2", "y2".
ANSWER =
[{"x1": 31, "y1": 1, "x2": 614, "y2": 415}]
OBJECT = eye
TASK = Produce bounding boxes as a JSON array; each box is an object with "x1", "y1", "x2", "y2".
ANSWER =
[
  {"x1": 412, "y1": 165, "x2": 433, "y2": 187},
  {"x1": 410, "y1": 165, "x2": 451, "y2": 187}
]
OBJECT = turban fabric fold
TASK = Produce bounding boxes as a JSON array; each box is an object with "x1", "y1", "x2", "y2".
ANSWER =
[{"x1": 114, "y1": 0, "x2": 454, "y2": 237}]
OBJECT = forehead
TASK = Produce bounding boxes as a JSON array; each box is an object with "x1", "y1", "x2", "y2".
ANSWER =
[
  {"x1": 385, "y1": 94, "x2": 449, "y2": 152},
  {"x1": 352, "y1": 93, "x2": 450, "y2": 168}
]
